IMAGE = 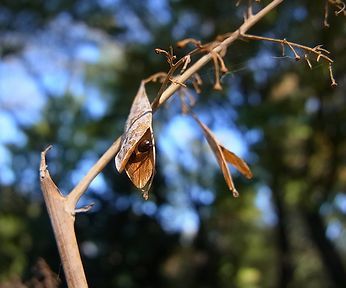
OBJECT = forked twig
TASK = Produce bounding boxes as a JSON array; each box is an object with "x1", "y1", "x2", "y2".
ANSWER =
[{"x1": 241, "y1": 33, "x2": 337, "y2": 86}]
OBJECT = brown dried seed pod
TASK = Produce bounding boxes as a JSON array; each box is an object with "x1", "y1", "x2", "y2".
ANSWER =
[{"x1": 115, "y1": 81, "x2": 155, "y2": 198}]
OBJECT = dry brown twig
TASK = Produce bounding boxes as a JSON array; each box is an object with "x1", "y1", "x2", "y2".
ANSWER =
[
  {"x1": 38, "y1": 1, "x2": 339, "y2": 287},
  {"x1": 240, "y1": 33, "x2": 337, "y2": 87},
  {"x1": 325, "y1": 0, "x2": 346, "y2": 27}
]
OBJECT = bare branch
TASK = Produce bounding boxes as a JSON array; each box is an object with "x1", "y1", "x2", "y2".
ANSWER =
[
  {"x1": 67, "y1": 137, "x2": 121, "y2": 208},
  {"x1": 40, "y1": 147, "x2": 88, "y2": 288}
]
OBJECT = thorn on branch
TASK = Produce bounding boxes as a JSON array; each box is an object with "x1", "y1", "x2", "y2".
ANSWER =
[
  {"x1": 144, "y1": 72, "x2": 168, "y2": 84},
  {"x1": 180, "y1": 55, "x2": 191, "y2": 74},
  {"x1": 75, "y1": 203, "x2": 95, "y2": 214},
  {"x1": 305, "y1": 54, "x2": 312, "y2": 69},
  {"x1": 329, "y1": 63, "x2": 337, "y2": 87},
  {"x1": 215, "y1": 53, "x2": 229, "y2": 73},
  {"x1": 155, "y1": 48, "x2": 177, "y2": 67},
  {"x1": 283, "y1": 39, "x2": 301, "y2": 61},
  {"x1": 211, "y1": 53, "x2": 222, "y2": 90},
  {"x1": 314, "y1": 45, "x2": 330, "y2": 54}
]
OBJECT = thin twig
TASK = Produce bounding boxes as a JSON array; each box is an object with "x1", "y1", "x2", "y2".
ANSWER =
[
  {"x1": 241, "y1": 34, "x2": 334, "y2": 63},
  {"x1": 241, "y1": 33, "x2": 337, "y2": 86},
  {"x1": 329, "y1": 0, "x2": 346, "y2": 15}
]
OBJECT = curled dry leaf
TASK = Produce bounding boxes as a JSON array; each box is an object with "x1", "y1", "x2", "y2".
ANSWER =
[
  {"x1": 220, "y1": 145, "x2": 253, "y2": 179},
  {"x1": 115, "y1": 81, "x2": 155, "y2": 199},
  {"x1": 192, "y1": 114, "x2": 252, "y2": 197}
]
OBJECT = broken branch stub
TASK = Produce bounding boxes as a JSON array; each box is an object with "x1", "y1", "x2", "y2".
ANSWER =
[{"x1": 115, "y1": 81, "x2": 155, "y2": 200}]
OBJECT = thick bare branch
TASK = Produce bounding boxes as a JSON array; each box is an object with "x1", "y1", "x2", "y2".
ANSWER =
[{"x1": 40, "y1": 147, "x2": 88, "y2": 288}]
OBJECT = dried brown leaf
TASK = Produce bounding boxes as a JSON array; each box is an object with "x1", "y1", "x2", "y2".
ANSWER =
[
  {"x1": 115, "y1": 81, "x2": 155, "y2": 198},
  {"x1": 192, "y1": 114, "x2": 239, "y2": 197},
  {"x1": 220, "y1": 145, "x2": 253, "y2": 179},
  {"x1": 125, "y1": 129, "x2": 155, "y2": 198}
]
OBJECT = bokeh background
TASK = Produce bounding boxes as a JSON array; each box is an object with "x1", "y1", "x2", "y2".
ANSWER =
[{"x1": 0, "y1": 0, "x2": 345, "y2": 287}]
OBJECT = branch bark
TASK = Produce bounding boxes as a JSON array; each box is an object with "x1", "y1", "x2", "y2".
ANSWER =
[
  {"x1": 40, "y1": 146, "x2": 88, "y2": 288},
  {"x1": 39, "y1": 1, "x2": 284, "y2": 287}
]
